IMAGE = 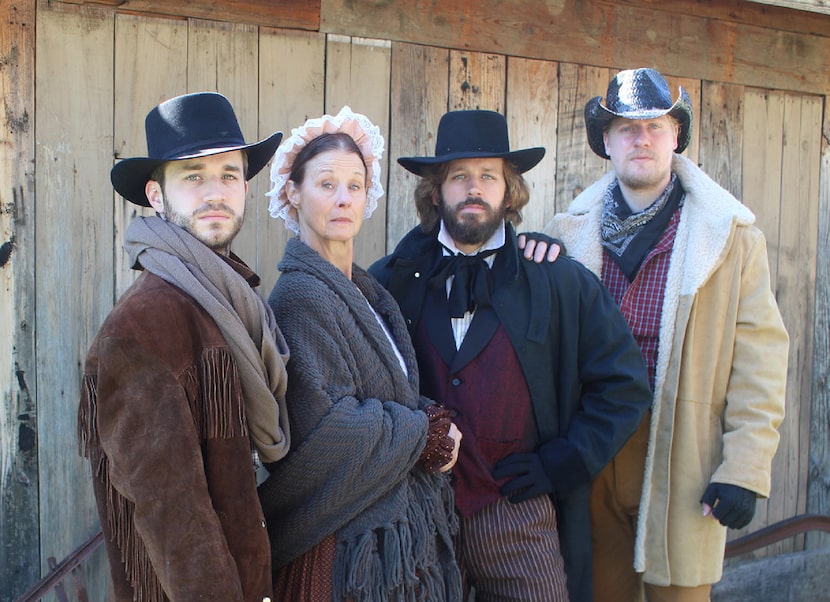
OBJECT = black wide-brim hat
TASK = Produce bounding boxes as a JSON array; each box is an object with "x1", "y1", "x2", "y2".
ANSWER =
[
  {"x1": 585, "y1": 68, "x2": 693, "y2": 160},
  {"x1": 397, "y1": 110, "x2": 545, "y2": 176},
  {"x1": 111, "y1": 92, "x2": 283, "y2": 206}
]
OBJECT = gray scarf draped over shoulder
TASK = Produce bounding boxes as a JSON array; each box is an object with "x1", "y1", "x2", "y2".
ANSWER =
[{"x1": 123, "y1": 216, "x2": 290, "y2": 464}]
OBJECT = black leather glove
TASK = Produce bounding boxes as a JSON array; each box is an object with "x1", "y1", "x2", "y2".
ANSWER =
[
  {"x1": 492, "y1": 438, "x2": 590, "y2": 503},
  {"x1": 700, "y1": 482, "x2": 757, "y2": 529},
  {"x1": 492, "y1": 453, "x2": 553, "y2": 503}
]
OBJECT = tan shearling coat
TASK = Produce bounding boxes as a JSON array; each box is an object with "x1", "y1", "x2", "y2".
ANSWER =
[{"x1": 545, "y1": 153, "x2": 789, "y2": 586}]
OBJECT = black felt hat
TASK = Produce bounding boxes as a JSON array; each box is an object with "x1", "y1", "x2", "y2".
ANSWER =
[
  {"x1": 585, "y1": 68, "x2": 693, "y2": 159},
  {"x1": 111, "y1": 92, "x2": 283, "y2": 206},
  {"x1": 397, "y1": 110, "x2": 545, "y2": 176}
]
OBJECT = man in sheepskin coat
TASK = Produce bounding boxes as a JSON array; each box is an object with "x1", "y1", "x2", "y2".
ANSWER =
[{"x1": 545, "y1": 68, "x2": 789, "y2": 601}]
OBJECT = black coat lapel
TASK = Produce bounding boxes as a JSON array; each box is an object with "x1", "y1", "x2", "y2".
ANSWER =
[
  {"x1": 422, "y1": 286, "x2": 458, "y2": 367},
  {"x1": 451, "y1": 306, "x2": 499, "y2": 372}
]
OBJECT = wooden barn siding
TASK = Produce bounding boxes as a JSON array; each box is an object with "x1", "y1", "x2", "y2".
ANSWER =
[
  {"x1": 34, "y1": 3, "x2": 114, "y2": 598},
  {"x1": 62, "y1": 0, "x2": 830, "y2": 92},
  {"x1": 811, "y1": 91, "x2": 830, "y2": 551},
  {"x1": 2, "y1": 0, "x2": 828, "y2": 597},
  {"x1": 1, "y1": 0, "x2": 39, "y2": 595},
  {"x1": 320, "y1": 0, "x2": 830, "y2": 96}
]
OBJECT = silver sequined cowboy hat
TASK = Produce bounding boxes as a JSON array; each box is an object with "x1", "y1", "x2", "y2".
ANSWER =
[
  {"x1": 111, "y1": 92, "x2": 283, "y2": 206},
  {"x1": 585, "y1": 68, "x2": 693, "y2": 160},
  {"x1": 397, "y1": 110, "x2": 545, "y2": 176}
]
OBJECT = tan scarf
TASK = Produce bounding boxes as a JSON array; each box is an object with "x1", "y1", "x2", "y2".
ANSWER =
[{"x1": 124, "y1": 216, "x2": 290, "y2": 463}]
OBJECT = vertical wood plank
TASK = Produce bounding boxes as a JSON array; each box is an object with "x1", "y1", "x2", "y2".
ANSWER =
[
  {"x1": 187, "y1": 19, "x2": 262, "y2": 273},
  {"x1": 741, "y1": 89, "x2": 784, "y2": 286},
  {"x1": 757, "y1": 92, "x2": 821, "y2": 556},
  {"x1": 505, "y1": 57, "x2": 558, "y2": 233},
  {"x1": 808, "y1": 88, "x2": 830, "y2": 550},
  {"x1": 699, "y1": 81, "x2": 744, "y2": 198},
  {"x1": 325, "y1": 34, "x2": 392, "y2": 268},
  {"x1": 664, "y1": 75, "x2": 702, "y2": 165},
  {"x1": 784, "y1": 93, "x2": 820, "y2": 550},
  {"x1": 796, "y1": 94, "x2": 823, "y2": 548},
  {"x1": 0, "y1": 0, "x2": 38, "y2": 597},
  {"x1": 734, "y1": 87, "x2": 786, "y2": 549},
  {"x1": 388, "y1": 42, "x2": 449, "y2": 251},
  {"x1": 113, "y1": 14, "x2": 187, "y2": 297},
  {"x1": 256, "y1": 27, "x2": 325, "y2": 295},
  {"x1": 448, "y1": 50, "x2": 505, "y2": 112},
  {"x1": 34, "y1": 2, "x2": 113, "y2": 597},
  {"x1": 555, "y1": 63, "x2": 610, "y2": 213},
  {"x1": 767, "y1": 93, "x2": 801, "y2": 552}
]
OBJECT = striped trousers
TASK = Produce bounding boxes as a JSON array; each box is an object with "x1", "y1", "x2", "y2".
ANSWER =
[{"x1": 456, "y1": 495, "x2": 569, "y2": 601}]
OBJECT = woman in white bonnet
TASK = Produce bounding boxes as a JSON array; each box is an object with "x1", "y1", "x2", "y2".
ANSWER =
[{"x1": 257, "y1": 106, "x2": 464, "y2": 601}]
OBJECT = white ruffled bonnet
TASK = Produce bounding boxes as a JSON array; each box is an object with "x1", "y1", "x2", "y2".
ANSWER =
[{"x1": 267, "y1": 106, "x2": 385, "y2": 234}]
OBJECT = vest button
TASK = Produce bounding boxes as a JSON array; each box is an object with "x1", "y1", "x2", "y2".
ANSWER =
[{"x1": 451, "y1": 378, "x2": 461, "y2": 386}]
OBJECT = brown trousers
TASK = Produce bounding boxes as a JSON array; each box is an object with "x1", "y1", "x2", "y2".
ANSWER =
[{"x1": 591, "y1": 417, "x2": 711, "y2": 602}]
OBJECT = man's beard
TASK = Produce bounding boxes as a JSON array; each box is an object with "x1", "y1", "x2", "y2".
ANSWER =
[
  {"x1": 617, "y1": 151, "x2": 670, "y2": 192},
  {"x1": 617, "y1": 170, "x2": 667, "y2": 192},
  {"x1": 438, "y1": 194, "x2": 507, "y2": 247},
  {"x1": 163, "y1": 198, "x2": 243, "y2": 252}
]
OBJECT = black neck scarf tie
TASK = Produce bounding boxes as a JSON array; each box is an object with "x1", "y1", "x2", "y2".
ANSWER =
[{"x1": 428, "y1": 247, "x2": 499, "y2": 318}]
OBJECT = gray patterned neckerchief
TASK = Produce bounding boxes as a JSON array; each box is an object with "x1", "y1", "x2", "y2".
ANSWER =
[
  {"x1": 601, "y1": 173, "x2": 678, "y2": 257},
  {"x1": 601, "y1": 173, "x2": 684, "y2": 281}
]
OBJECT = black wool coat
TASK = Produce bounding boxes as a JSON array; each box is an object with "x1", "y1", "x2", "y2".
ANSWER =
[{"x1": 369, "y1": 223, "x2": 652, "y2": 602}]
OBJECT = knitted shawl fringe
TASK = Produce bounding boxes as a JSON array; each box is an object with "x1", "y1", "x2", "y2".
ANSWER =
[
  {"x1": 332, "y1": 470, "x2": 461, "y2": 602},
  {"x1": 77, "y1": 348, "x2": 246, "y2": 602}
]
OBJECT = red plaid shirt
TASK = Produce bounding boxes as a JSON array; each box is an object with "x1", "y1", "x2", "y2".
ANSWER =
[{"x1": 602, "y1": 206, "x2": 682, "y2": 389}]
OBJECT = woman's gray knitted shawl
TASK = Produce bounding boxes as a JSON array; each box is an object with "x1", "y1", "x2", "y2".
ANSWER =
[{"x1": 258, "y1": 238, "x2": 461, "y2": 601}]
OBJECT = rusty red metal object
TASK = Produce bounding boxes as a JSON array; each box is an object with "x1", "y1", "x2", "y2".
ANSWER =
[
  {"x1": 725, "y1": 514, "x2": 830, "y2": 558},
  {"x1": 15, "y1": 531, "x2": 103, "y2": 602}
]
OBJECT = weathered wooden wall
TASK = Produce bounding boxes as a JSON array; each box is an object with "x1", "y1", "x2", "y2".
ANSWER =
[
  {"x1": 1, "y1": 0, "x2": 39, "y2": 595},
  {"x1": 33, "y1": 4, "x2": 114, "y2": 598},
  {"x1": 2, "y1": 0, "x2": 829, "y2": 598},
  {"x1": 810, "y1": 87, "x2": 830, "y2": 551}
]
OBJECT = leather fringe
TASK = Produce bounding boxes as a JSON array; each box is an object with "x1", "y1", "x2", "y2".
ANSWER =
[
  {"x1": 79, "y1": 374, "x2": 166, "y2": 601},
  {"x1": 77, "y1": 348, "x2": 247, "y2": 601},
  {"x1": 198, "y1": 347, "x2": 247, "y2": 439},
  {"x1": 77, "y1": 375, "x2": 98, "y2": 458}
]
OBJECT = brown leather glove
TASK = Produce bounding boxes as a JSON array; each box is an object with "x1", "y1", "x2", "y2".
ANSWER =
[{"x1": 418, "y1": 405, "x2": 456, "y2": 473}]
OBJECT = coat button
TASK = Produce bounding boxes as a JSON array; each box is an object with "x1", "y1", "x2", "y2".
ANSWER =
[
  {"x1": 414, "y1": 272, "x2": 421, "y2": 278},
  {"x1": 451, "y1": 378, "x2": 461, "y2": 386}
]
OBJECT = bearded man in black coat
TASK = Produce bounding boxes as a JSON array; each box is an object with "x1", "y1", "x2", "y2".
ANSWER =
[{"x1": 369, "y1": 109, "x2": 652, "y2": 602}]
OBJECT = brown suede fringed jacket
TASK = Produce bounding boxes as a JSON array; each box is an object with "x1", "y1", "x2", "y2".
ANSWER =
[{"x1": 78, "y1": 265, "x2": 272, "y2": 601}]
